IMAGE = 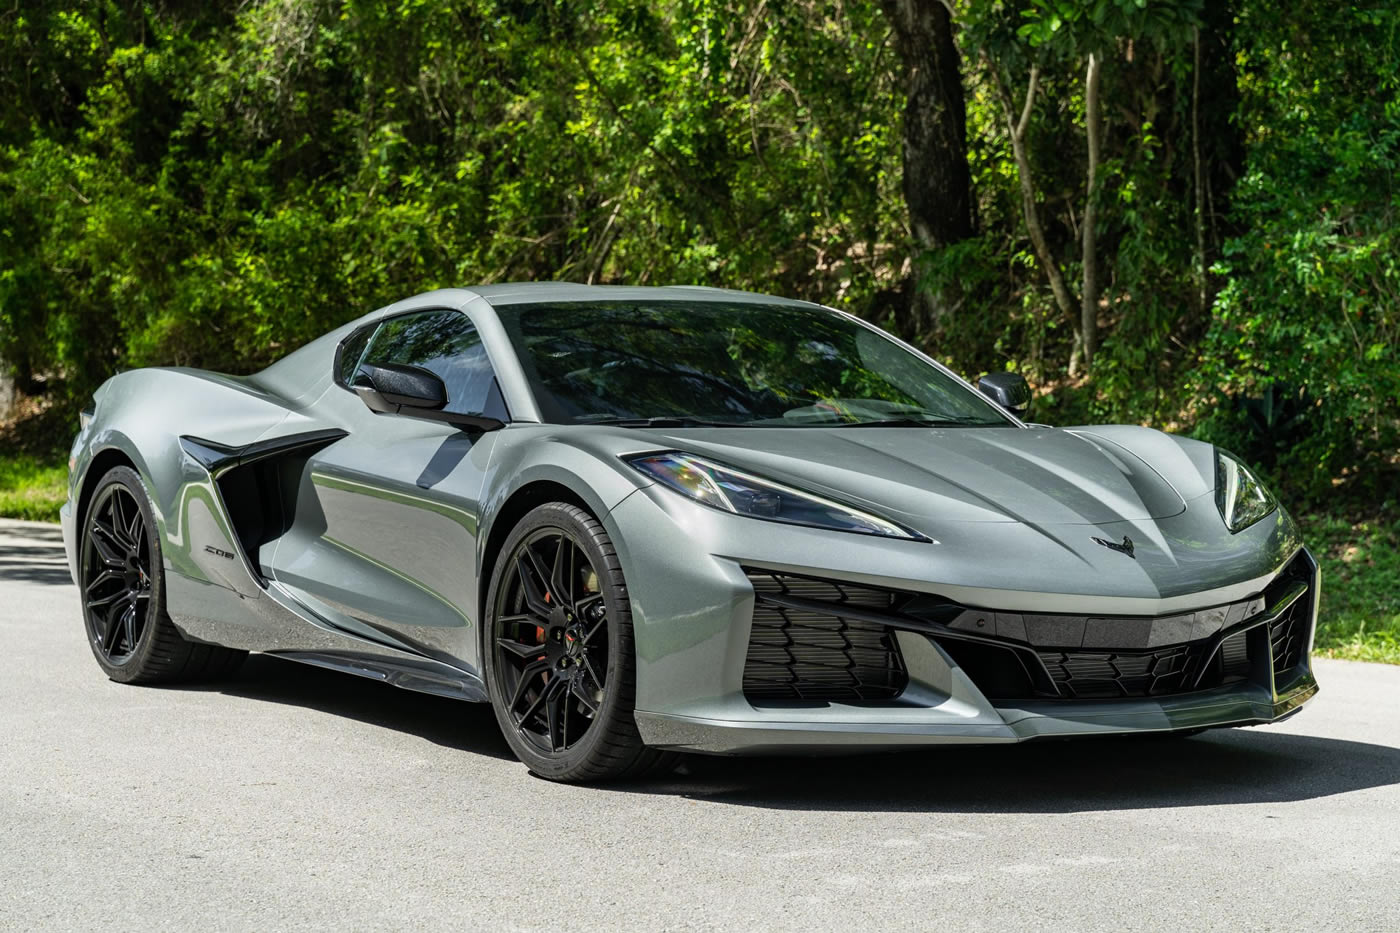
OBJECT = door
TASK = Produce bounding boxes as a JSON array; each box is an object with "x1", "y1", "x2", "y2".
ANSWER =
[{"x1": 268, "y1": 308, "x2": 511, "y2": 671}]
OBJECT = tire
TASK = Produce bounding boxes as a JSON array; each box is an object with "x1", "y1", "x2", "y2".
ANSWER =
[
  {"x1": 483, "y1": 502, "x2": 674, "y2": 782},
  {"x1": 78, "y1": 465, "x2": 247, "y2": 684}
]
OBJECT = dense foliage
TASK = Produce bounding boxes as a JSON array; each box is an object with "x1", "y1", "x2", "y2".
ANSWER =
[{"x1": 1, "y1": 0, "x2": 1396, "y2": 500}]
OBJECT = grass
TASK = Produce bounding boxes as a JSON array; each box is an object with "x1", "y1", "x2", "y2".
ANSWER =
[
  {"x1": 1301, "y1": 512, "x2": 1400, "y2": 664},
  {"x1": 0, "y1": 394, "x2": 73, "y2": 523},
  {"x1": 0, "y1": 454, "x2": 67, "y2": 522}
]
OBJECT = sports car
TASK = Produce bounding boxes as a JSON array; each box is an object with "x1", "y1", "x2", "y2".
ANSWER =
[{"x1": 62, "y1": 284, "x2": 1320, "y2": 781}]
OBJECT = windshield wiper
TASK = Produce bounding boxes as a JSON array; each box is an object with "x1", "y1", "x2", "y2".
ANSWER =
[
  {"x1": 575, "y1": 416, "x2": 753, "y2": 428},
  {"x1": 831, "y1": 416, "x2": 1005, "y2": 428}
]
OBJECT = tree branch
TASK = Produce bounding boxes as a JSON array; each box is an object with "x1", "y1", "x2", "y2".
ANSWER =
[
  {"x1": 1081, "y1": 50, "x2": 1103, "y2": 369},
  {"x1": 990, "y1": 59, "x2": 1078, "y2": 337},
  {"x1": 1016, "y1": 63, "x2": 1039, "y2": 140}
]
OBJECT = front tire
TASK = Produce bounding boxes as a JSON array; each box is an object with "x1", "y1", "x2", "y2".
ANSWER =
[
  {"x1": 78, "y1": 466, "x2": 246, "y2": 684},
  {"x1": 483, "y1": 502, "x2": 670, "y2": 782}
]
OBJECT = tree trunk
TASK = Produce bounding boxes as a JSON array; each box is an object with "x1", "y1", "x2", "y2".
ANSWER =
[
  {"x1": 879, "y1": 0, "x2": 974, "y2": 339},
  {"x1": 1191, "y1": 28, "x2": 1208, "y2": 314},
  {"x1": 1197, "y1": 2, "x2": 1245, "y2": 281},
  {"x1": 1080, "y1": 51, "x2": 1103, "y2": 369},
  {"x1": 993, "y1": 63, "x2": 1079, "y2": 337}
]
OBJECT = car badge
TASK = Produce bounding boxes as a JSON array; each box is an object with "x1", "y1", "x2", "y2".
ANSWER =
[{"x1": 1092, "y1": 535, "x2": 1136, "y2": 559}]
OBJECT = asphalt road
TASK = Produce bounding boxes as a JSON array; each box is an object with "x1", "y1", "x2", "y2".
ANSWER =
[{"x1": 2, "y1": 519, "x2": 1398, "y2": 932}]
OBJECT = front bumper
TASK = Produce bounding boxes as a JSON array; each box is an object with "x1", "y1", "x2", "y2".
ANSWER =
[
  {"x1": 634, "y1": 676, "x2": 1318, "y2": 754},
  {"x1": 605, "y1": 486, "x2": 1320, "y2": 754},
  {"x1": 59, "y1": 500, "x2": 79, "y2": 586}
]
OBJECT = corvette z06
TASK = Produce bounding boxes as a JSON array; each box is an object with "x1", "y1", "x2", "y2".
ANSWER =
[{"x1": 63, "y1": 284, "x2": 1319, "y2": 781}]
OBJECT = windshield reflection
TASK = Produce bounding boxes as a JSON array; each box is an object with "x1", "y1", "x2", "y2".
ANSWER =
[{"x1": 495, "y1": 301, "x2": 1012, "y2": 427}]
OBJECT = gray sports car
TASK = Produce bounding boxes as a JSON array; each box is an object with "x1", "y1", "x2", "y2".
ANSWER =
[{"x1": 62, "y1": 284, "x2": 1319, "y2": 781}]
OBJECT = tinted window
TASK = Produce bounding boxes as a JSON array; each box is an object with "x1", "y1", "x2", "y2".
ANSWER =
[
  {"x1": 359, "y1": 310, "x2": 504, "y2": 417},
  {"x1": 495, "y1": 301, "x2": 1010, "y2": 427},
  {"x1": 336, "y1": 326, "x2": 374, "y2": 386}
]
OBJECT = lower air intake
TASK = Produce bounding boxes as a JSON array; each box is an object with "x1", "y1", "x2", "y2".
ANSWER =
[
  {"x1": 1267, "y1": 558, "x2": 1314, "y2": 677},
  {"x1": 742, "y1": 570, "x2": 908, "y2": 703},
  {"x1": 1036, "y1": 644, "x2": 1196, "y2": 699}
]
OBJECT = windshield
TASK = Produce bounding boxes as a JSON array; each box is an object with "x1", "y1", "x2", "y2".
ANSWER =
[{"x1": 495, "y1": 301, "x2": 1014, "y2": 427}]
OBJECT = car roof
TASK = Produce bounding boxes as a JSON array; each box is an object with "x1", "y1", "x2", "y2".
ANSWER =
[{"x1": 446, "y1": 282, "x2": 821, "y2": 309}]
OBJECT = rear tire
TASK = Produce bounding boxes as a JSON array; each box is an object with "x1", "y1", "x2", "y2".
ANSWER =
[
  {"x1": 78, "y1": 466, "x2": 247, "y2": 684},
  {"x1": 483, "y1": 502, "x2": 674, "y2": 782}
]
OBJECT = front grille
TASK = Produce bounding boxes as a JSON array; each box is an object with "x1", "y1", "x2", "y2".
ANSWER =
[
  {"x1": 1219, "y1": 629, "x2": 1251, "y2": 677},
  {"x1": 742, "y1": 570, "x2": 908, "y2": 703},
  {"x1": 1271, "y1": 609, "x2": 1306, "y2": 673},
  {"x1": 740, "y1": 553, "x2": 1315, "y2": 705},
  {"x1": 1266, "y1": 556, "x2": 1315, "y2": 676},
  {"x1": 1037, "y1": 644, "x2": 1197, "y2": 699}
]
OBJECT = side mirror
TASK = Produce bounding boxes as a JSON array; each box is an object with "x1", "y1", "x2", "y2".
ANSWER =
[
  {"x1": 353, "y1": 362, "x2": 447, "y2": 412},
  {"x1": 353, "y1": 363, "x2": 505, "y2": 433},
  {"x1": 977, "y1": 371, "x2": 1032, "y2": 419}
]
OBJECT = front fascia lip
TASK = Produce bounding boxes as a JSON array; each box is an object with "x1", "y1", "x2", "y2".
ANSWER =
[{"x1": 622, "y1": 449, "x2": 932, "y2": 543}]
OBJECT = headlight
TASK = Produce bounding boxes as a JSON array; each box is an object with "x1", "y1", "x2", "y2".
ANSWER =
[
  {"x1": 1215, "y1": 449, "x2": 1277, "y2": 533},
  {"x1": 627, "y1": 451, "x2": 924, "y2": 540}
]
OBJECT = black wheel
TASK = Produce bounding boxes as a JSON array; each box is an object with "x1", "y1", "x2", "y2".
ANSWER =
[
  {"x1": 80, "y1": 466, "x2": 247, "y2": 684},
  {"x1": 483, "y1": 502, "x2": 672, "y2": 782}
]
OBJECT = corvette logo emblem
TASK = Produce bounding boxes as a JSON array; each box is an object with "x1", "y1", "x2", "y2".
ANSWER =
[{"x1": 1092, "y1": 535, "x2": 1136, "y2": 559}]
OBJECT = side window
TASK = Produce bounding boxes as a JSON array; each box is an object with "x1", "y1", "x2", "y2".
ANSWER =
[
  {"x1": 336, "y1": 325, "x2": 374, "y2": 387},
  {"x1": 359, "y1": 310, "x2": 506, "y2": 418}
]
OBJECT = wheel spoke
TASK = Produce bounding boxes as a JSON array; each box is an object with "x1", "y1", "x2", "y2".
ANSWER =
[
  {"x1": 497, "y1": 611, "x2": 548, "y2": 629},
  {"x1": 544, "y1": 678, "x2": 567, "y2": 751},
  {"x1": 515, "y1": 555, "x2": 552, "y2": 618},
  {"x1": 568, "y1": 677, "x2": 599, "y2": 715},
  {"x1": 551, "y1": 538, "x2": 575, "y2": 611},
  {"x1": 101, "y1": 599, "x2": 129, "y2": 653},
  {"x1": 508, "y1": 659, "x2": 550, "y2": 711},
  {"x1": 557, "y1": 688, "x2": 569, "y2": 750},
  {"x1": 127, "y1": 504, "x2": 145, "y2": 557},
  {"x1": 522, "y1": 542, "x2": 555, "y2": 602},
  {"x1": 120, "y1": 602, "x2": 138, "y2": 652},
  {"x1": 89, "y1": 526, "x2": 125, "y2": 568},
  {"x1": 108, "y1": 494, "x2": 135, "y2": 551},
  {"x1": 496, "y1": 635, "x2": 546, "y2": 660},
  {"x1": 580, "y1": 618, "x2": 605, "y2": 647},
  {"x1": 516, "y1": 673, "x2": 561, "y2": 730},
  {"x1": 121, "y1": 493, "x2": 142, "y2": 551},
  {"x1": 86, "y1": 588, "x2": 126, "y2": 611},
  {"x1": 107, "y1": 494, "x2": 124, "y2": 541},
  {"x1": 85, "y1": 568, "x2": 123, "y2": 595},
  {"x1": 580, "y1": 652, "x2": 604, "y2": 692}
]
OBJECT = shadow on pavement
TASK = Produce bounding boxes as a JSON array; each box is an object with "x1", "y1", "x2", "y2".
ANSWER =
[
  {"x1": 159, "y1": 651, "x2": 1400, "y2": 810},
  {"x1": 618, "y1": 727, "x2": 1400, "y2": 813},
  {"x1": 0, "y1": 523, "x2": 72, "y2": 585},
  {"x1": 0, "y1": 523, "x2": 64, "y2": 543},
  {"x1": 176, "y1": 654, "x2": 515, "y2": 761},
  {"x1": 0, "y1": 552, "x2": 72, "y2": 585}
]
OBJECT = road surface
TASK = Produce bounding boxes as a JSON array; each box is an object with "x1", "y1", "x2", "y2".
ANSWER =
[{"x1": 1, "y1": 518, "x2": 1397, "y2": 931}]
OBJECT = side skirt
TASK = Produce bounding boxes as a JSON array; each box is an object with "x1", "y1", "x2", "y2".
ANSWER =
[
  {"x1": 165, "y1": 570, "x2": 488, "y2": 703},
  {"x1": 267, "y1": 650, "x2": 488, "y2": 703}
]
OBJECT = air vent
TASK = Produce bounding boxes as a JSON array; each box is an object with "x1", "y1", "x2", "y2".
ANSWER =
[{"x1": 742, "y1": 570, "x2": 908, "y2": 703}]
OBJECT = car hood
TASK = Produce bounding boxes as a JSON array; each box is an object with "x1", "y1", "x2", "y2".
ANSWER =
[{"x1": 624, "y1": 425, "x2": 1200, "y2": 527}]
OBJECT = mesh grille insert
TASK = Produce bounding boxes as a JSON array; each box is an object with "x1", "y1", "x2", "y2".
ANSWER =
[
  {"x1": 1036, "y1": 645, "x2": 1197, "y2": 699},
  {"x1": 1265, "y1": 552, "x2": 1315, "y2": 679},
  {"x1": 1269, "y1": 594, "x2": 1309, "y2": 674},
  {"x1": 742, "y1": 570, "x2": 908, "y2": 703}
]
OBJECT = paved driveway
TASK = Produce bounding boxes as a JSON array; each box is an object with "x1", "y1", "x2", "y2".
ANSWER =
[{"x1": 1, "y1": 519, "x2": 1397, "y2": 931}]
